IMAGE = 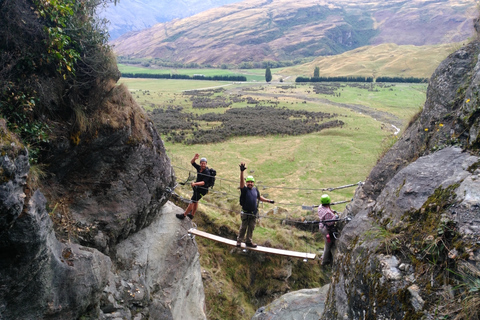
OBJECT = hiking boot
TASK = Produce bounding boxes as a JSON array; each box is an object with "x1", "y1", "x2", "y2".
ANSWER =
[
  {"x1": 176, "y1": 214, "x2": 186, "y2": 220},
  {"x1": 236, "y1": 241, "x2": 241, "y2": 247},
  {"x1": 245, "y1": 242, "x2": 257, "y2": 248},
  {"x1": 187, "y1": 214, "x2": 194, "y2": 220}
]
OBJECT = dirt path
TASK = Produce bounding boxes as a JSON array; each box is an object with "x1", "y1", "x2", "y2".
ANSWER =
[{"x1": 226, "y1": 84, "x2": 404, "y2": 130}]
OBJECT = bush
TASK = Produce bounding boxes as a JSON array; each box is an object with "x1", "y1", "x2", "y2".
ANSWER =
[{"x1": 151, "y1": 105, "x2": 344, "y2": 144}]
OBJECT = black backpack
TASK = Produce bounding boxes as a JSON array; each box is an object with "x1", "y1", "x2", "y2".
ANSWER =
[{"x1": 207, "y1": 168, "x2": 216, "y2": 188}]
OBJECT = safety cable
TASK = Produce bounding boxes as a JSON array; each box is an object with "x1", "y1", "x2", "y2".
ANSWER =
[
  {"x1": 176, "y1": 184, "x2": 353, "y2": 209},
  {"x1": 172, "y1": 191, "x2": 347, "y2": 226},
  {"x1": 171, "y1": 164, "x2": 363, "y2": 192}
]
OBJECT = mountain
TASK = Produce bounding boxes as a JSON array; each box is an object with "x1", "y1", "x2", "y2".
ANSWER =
[
  {"x1": 111, "y1": 0, "x2": 477, "y2": 66},
  {"x1": 100, "y1": 0, "x2": 243, "y2": 39}
]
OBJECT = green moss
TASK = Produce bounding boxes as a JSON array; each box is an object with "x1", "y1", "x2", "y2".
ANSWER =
[{"x1": 467, "y1": 161, "x2": 480, "y2": 173}]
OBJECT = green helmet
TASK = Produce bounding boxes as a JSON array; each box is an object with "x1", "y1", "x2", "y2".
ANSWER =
[
  {"x1": 245, "y1": 176, "x2": 255, "y2": 182},
  {"x1": 320, "y1": 194, "x2": 331, "y2": 205}
]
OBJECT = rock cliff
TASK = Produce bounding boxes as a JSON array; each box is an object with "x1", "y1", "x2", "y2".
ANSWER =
[
  {"x1": 1, "y1": 108, "x2": 207, "y2": 319},
  {"x1": 0, "y1": 0, "x2": 207, "y2": 315},
  {"x1": 321, "y1": 40, "x2": 480, "y2": 319}
]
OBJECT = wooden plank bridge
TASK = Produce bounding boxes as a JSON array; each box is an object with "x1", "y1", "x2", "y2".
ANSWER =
[{"x1": 188, "y1": 228, "x2": 316, "y2": 260}]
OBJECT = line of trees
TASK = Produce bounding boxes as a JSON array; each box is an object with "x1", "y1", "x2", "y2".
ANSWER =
[
  {"x1": 375, "y1": 76, "x2": 428, "y2": 83},
  {"x1": 296, "y1": 76, "x2": 374, "y2": 82},
  {"x1": 296, "y1": 76, "x2": 428, "y2": 83},
  {"x1": 121, "y1": 73, "x2": 247, "y2": 81}
]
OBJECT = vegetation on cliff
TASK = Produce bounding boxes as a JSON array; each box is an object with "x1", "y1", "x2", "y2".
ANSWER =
[{"x1": 0, "y1": 0, "x2": 120, "y2": 164}]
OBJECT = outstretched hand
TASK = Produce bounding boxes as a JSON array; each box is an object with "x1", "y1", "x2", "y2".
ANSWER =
[{"x1": 239, "y1": 163, "x2": 247, "y2": 172}]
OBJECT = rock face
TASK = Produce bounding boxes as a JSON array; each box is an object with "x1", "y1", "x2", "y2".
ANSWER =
[
  {"x1": 0, "y1": 126, "x2": 111, "y2": 319},
  {"x1": 320, "y1": 41, "x2": 480, "y2": 319},
  {"x1": 251, "y1": 285, "x2": 330, "y2": 320},
  {"x1": 44, "y1": 117, "x2": 176, "y2": 254},
  {"x1": 0, "y1": 107, "x2": 206, "y2": 319},
  {"x1": 109, "y1": 201, "x2": 206, "y2": 320}
]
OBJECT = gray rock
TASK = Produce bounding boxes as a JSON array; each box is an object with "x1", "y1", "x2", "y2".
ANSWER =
[
  {"x1": 111, "y1": 201, "x2": 206, "y2": 320},
  {"x1": 322, "y1": 40, "x2": 480, "y2": 320},
  {"x1": 251, "y1": 285, "x2": 330, "y2": 320},
  {"x1": 45, "y1": 120, "x2": 176, "y2": 252},
  {"x1": 1, "y1": 107, "x2": 204, "y2": 319},
  {"x1": 0, "y1": 149, "x2": 111, "y2": 320},
  {"x1": 374, "y1": 147, "x2": 477, "y2": 227},
  {"x1": 378, "y1": 255, "x2": 402, "y2": 281},
  {"x1": 407, "y1": 285, "x2": 425, "y2": 312}
]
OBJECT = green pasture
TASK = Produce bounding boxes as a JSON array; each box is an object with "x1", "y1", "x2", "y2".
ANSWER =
[
  {"x1": 309, "y1": 83, "x2": 427, "y2": 122},
  {"x1": 120, "y1": 78, "x2": 233, "y2": 112},
  {"x1": 118, "y1": 64, "x2": 267, "y2": 82},
  {"x1": 235, "y1": 81, "x2": 426, "y2": 123}
]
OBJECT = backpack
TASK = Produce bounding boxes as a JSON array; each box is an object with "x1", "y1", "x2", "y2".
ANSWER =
[
  {"x1": 207, "y1": 167, "x2": 216, "y2": 188},
  {"x1": 240, "y1": 188, "x2": 246, "y2": 206}
]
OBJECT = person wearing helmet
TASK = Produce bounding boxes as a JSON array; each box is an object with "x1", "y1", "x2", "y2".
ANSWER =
[
  {"x1": 237, "y1": 162, "x2": 274, "y2": 248},
  {"x1": 318, "y1": 194, "x2": 338, "y2": 265},
  {"x1": 176, "y1": 153, "x2": 211, "y2": 220}
]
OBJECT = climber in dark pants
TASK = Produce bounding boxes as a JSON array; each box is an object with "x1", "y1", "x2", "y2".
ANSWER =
[
  {"x1": 176, "y1": 153, "x2": 210, "y2": 220},
  {"x1": 237, "y1": 162, "x2": 274, "y2": 248}
]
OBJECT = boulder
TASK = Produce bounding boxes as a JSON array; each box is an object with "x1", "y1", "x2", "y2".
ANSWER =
[{"x1": 251, "y1": 285, "x2": 330, "y2": 320}]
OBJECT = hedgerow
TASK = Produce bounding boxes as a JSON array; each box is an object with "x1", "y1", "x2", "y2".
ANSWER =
[{"x1": 120, "y1": 72, "x2": 247, "y2": 81}]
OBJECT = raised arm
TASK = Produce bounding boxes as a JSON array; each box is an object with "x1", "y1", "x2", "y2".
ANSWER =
[
  {"x1": 191, "y1": 153, "x2": 199, "y2": 164},
  {"x1": 239, "y1": 162, "x2": 246, "y2": 188}
]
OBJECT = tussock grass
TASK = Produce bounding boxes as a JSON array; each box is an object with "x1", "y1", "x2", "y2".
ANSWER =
[{"x1": 99, "y1": 83, "x2": 150, "y2": 142}]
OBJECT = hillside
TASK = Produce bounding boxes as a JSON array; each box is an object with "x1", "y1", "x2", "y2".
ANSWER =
[
  {"x1": 111, "y1": 0, "x2": 477, "y2": 66},
  {"x1": 279, "y1": 42, "x2": 460, "y2": 78}
]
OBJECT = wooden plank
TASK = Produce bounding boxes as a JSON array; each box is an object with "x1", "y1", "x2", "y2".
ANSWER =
[{"x1": 188, "y1": 228, "x2": 316, "y2": 260}]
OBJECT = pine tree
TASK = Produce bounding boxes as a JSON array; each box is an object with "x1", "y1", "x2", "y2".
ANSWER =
[
  {"x1": 265, "y1": 67, "x2": 272, "y2": 82},
  {"x1": 314, "y1": 66, "x2": 320, "y2": 78}
]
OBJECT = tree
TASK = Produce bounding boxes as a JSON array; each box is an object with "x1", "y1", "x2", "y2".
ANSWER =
[
  {"x1": 265, "y1": 67, "x2": 272, "y2": 82},
  {"x1": 314, "y1": 66, "x2": 320, "y2": 78}
]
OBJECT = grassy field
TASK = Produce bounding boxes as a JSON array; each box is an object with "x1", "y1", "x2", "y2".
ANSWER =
[
  {"x1": 118, "y1": 76, "x2": 426, "y2": 319},
  {"x1": 118, "y1": 64, "x2": 267, "y2": 82}
]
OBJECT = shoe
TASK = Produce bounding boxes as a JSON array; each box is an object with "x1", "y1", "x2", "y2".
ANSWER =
[
  {"x1": 236, "y1": 241, "x2": 241, "y2": 247},
  {"x1": 245, "y1": 242, "x2": 257, "y2": 248},
  {"x1": 187, "y1": 214, "x2": 194, "y2": 220},
  {"x1": 176, "y1": 214, "x2": 186, "y2": 220}
]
